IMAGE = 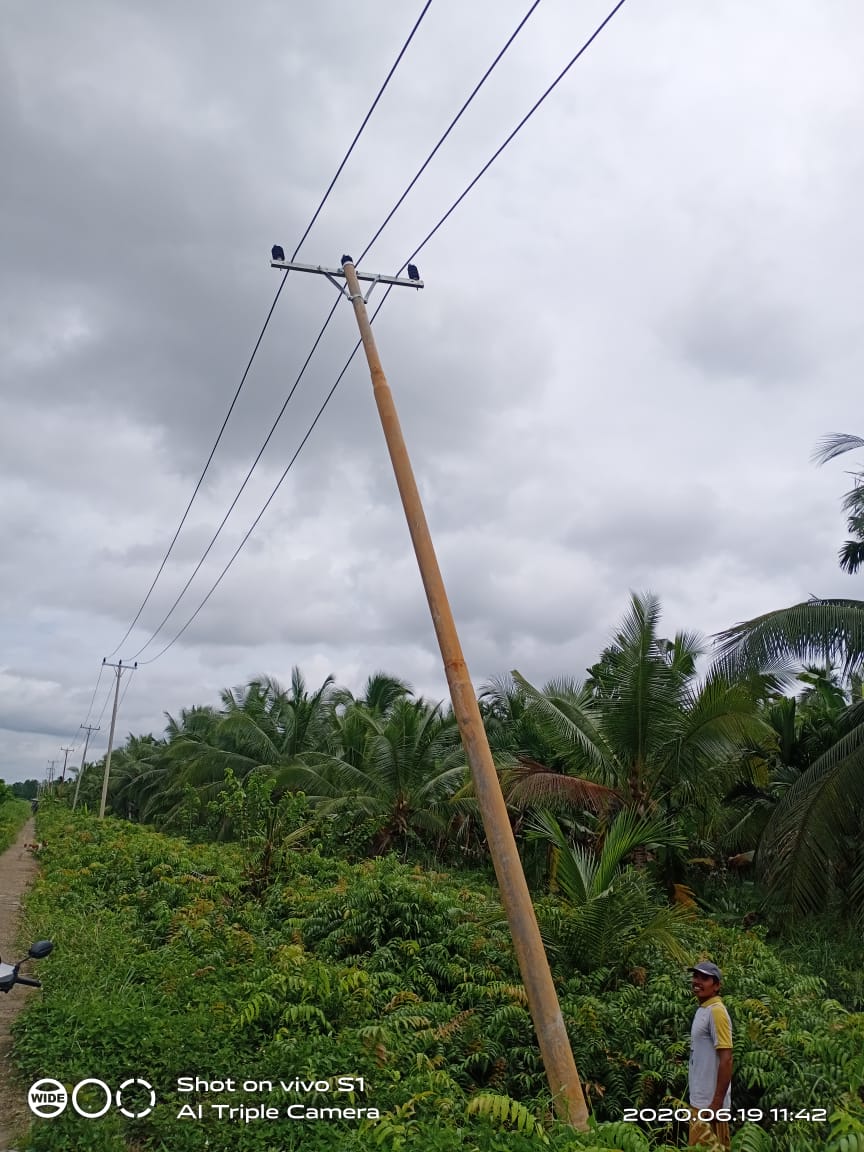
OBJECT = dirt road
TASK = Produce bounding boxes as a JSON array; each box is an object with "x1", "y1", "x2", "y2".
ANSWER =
[{"x1": 0, "y1": 818, "x2": 40, "y2": 1152}]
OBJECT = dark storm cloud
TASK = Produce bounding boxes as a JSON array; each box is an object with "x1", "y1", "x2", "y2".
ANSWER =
[
  {"x1": 3, "y1": 0, "x2": 864, "y2": 782},
  {"x1": 0, "y1": 0, "x2": 551, "y2": 489}
]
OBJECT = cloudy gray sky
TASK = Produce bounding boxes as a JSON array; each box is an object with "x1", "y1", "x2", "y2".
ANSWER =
[{"x1": 2, "y1": 0, "x2": 863, "y2": 783}]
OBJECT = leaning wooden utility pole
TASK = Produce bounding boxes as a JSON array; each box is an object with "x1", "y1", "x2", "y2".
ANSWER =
[
  {"x1": 99, "y1": 659, "x2": 136, "y2": 819},
  {"x1": 268, "y1": 250, "x2": 589, "y2": 1129}
]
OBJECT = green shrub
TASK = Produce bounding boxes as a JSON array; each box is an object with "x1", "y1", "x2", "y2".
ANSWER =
[
  {"x1": 9, "y1": 808, "x2": 863, "y2": 1151},
  {"x1": 0, "y1": 792, "x2": 30, "y2": 852}
]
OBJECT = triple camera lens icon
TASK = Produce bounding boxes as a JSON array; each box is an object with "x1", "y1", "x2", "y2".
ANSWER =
[{"x1": 28, "y1": 1077, "x2": 155, "y2": 1120}]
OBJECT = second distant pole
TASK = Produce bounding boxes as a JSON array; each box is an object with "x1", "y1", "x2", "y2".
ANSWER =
[
  {"x1": 73, "y1": 723, "x2": 100, "y2": 812},
  {"x1": 99, "y1": 660, "x2": 136, "y2": 819}
]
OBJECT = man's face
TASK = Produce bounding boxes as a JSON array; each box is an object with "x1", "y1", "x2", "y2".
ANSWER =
[{"x1": 691, "y1": 971, "x2": 720, "y2": 1002}]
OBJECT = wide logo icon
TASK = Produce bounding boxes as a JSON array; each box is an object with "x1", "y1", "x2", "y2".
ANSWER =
[{"x1": 27, "y1": 1079, "x2": 67, "y2": 1118}]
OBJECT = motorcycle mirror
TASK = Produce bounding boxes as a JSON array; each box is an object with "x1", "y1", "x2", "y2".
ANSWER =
[{"x1": 28, "y1": 941, "x2": 53, "y2": 959}]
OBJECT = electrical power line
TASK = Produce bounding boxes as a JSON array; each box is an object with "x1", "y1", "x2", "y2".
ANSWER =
[
  {"x1": 105, "y1": 0, "x2": 434, "y2": 659},
  {"x1": 129, "y1": 0, "x2": 544, "y2": 660},
  {"x1": 136, "y1": 349, "x2": 363, "y2": 665},
  {"x1": 357, "y1": 0, "x2": 543, "y2": 266},
  {"x1": 61, "y1": 662, "x2": 106, "y2": 753},
  {"x1": 117, "y1": 668, "x2": 136, "y2": 715},
  {"x1": 290, "y1": 0, "x2": 434, "y2": 264},
  {"x1": 131, "y1": 293, "x2": 343, "y2": 659},
  {"x1": 78, "y1": 666, "x2": 134, "y2": 761},
  {"x1": 81, "y1": 664, "x2": 106, "y2": 728},
  {"x1": 94, "y1": 676, "x2": 116, "y2": 732},
  {"x1": 135, "y1": 0, "x2": 630, "y2": 664},
  {"x1": 395, "y1": 0, "x2": 630, "y2": 278}
]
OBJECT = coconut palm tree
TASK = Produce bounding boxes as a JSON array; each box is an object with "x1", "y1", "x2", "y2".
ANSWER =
[
  {"x1": 816, "y1": 433, "x2": 864, "y2": 574},
  {"x1": 715, "y1": 434, "x2": 864, "y2": 678},
  {"x1": 525, "y1": 806, "x2": 693, "y2": 972},
  {"x1": 174, "y1": 672, "x2": 333, "y2": 790},
  {"x1": 720, "y1": 671, "x2": 851, "y2": 855},
  {"x1": 110, "y1": 673, "x2": 339, "y2": 829},
  {"x1": 107, "y1": 706, "x2": 218, "y2": 826},
  {"x1": 108, "y1": 734, "x2": 169, "y2": 821},
  {"x1": 332, "y1": 672, "x2": 414, "y2": 717},
  {"x1": 715, "y1": 599, "x2": 864, "y2": 681},
  {"x1": 477, "y1": 675, "x2": 617, "y2": 816},
  {"x1": 710, "y1": 435, "x2": 864, "y2": 914},
  {"x1": 753, "y1": 697, "x2": 864, "y2": 917},
  {"x1": 281, "y1": 696, "x2": 466, "y2": 856},
  {"x1": 329, "y1": 673, "x2": 414, "y2": 774},
  {"x1": 219, "y1": 671, "x2": 337, "y2": 761},
  {"x1": 512, "y1": 593, "x2": 768, "y2": 829}
]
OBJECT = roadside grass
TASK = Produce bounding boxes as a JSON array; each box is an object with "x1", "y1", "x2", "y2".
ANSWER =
[{"x1": 0, "y1": 797, "x2": 30, "y2": 853}]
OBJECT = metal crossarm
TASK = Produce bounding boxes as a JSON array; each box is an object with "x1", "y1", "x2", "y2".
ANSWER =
[{"x1": 270, "y1": 258, "x2": 423, "y2": 304}]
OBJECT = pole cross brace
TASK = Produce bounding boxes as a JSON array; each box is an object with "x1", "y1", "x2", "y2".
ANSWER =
[{"x1": 270, "y1": 259, "x2": 423, "y2": 305}]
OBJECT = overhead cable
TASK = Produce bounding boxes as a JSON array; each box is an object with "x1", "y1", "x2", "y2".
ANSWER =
[
  {"x1": 94, "y1": 676, "x2": 116, "y2": 731},
  {"x1": 131, "y1": 0, "x2": 544, "y2": 658},
  {"x1": 62, "y1": 662, "x2": 106, "y2": 753},
  {"x1": 130, "y1": 294, "x2": 343, "y2": 658},
  {"x1": 105, "y1": 0, "x2": 434, "y2": 658},
  {"x1": 135, "y1": 0, "x2": 630, "y2": 664}
]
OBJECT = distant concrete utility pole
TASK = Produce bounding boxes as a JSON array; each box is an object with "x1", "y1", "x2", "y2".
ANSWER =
[
  {"x1": 99, "y1": 660, "x2": 136, "y2": 820},
  {"x1": 47, "y1": 760, "x2": 57, "y2": 787},
  {"x1": 59, "y1": 746, "x2": 74, "y2": 784},
  {"x1": 269, "y1": 251, "x2": 589, "y2": 1130},
  {"x1": 73, "y1": 724, "x2": 100, "y2": 812}
]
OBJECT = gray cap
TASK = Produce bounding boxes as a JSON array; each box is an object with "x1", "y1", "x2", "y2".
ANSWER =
[{"x1": 688, "y1": 961, "x2": 722, "y2": 981}]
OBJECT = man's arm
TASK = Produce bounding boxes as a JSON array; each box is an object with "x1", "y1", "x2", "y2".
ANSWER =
[{"x1": 710, "y1": 1048, "x2": 732, "y2": 1112}]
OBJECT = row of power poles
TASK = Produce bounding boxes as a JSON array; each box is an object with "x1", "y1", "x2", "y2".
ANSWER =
[{"x1": 46, "y1": 660, "x2": 134, "y2": 818}]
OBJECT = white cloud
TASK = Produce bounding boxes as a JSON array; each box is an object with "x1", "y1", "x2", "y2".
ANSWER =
[{"x1": 2, "y1": 0, "x2": 863, "y2": 781}]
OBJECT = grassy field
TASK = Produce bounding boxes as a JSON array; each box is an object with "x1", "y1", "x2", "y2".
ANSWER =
[
  {"x1": 0, "y1": 796, "x2": 30, "y2": 853},
  {"x1": 9, "y1": 805, "x2": 864, "y2": 1151}
]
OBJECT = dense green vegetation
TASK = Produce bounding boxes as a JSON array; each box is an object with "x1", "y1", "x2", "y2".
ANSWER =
[
  {"x1": 13, "y1": 804, "x2": 864, "y2": 1152},
  {"x1": 65, "y1": 592, "x2": 864, "y2": 924},
  {"x1": 11, "y1": 779, "x2": 40, "y2": 799},
  {"x1": 0, "y1": 783, "x2": 30, "y2": 851}
]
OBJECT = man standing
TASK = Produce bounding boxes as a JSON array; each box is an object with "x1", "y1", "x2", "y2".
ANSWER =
[{"x1": 688, "y1": 961, "x2": 732, "y2": 1149}]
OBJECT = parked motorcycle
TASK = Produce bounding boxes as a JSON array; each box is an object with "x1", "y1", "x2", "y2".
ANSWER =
[{"x1": 0, "y1": 940, "x2": 53, "y2": 993}]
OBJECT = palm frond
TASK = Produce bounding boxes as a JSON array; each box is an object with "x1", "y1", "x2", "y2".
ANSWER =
[
  {"x1": 502, "y1": 759, "x2": 619, "y2": 812},
  {"x1": 554, "y1": 870, "x2": 693, "y2": 971},
  {"x1": 759, "y1": 718, "x2": 864, "y2": 912},
  {"x1": 216, "y1": 711, "x2": 281, "y2": 764},
  {"x1": 593, "y1": 593, "x2": 695, "y2": 774},
  {"x1": 510, "y1": 671, "x2": 613, "y2": 778},
  {"x1": 412, "y1": 764, "x2": 469, "y2": 805},
  {"x1": 674, "y1": 674, "x2": 773, "y2": 772},
  {"x1": 811, "y1": 432, "x2": 864, "y2": 465},
  {"x1": 522, "y1": 810, "x2": 595, "y2": 904},
  {"x1": 275, "y1": 754, "x2": 384, "y2": 803},
  {"x1": 360, "y1": 672, "x2": 414, "y2": 714},
  {"x1": 714, "y1": 599, "x2": 864, "y2": 678},
  {"x1": 594, "y1": 807, "x2": 686, "y2": 894},
  {"x1": 839, "y1": 539, "x2": 864, "y2": 575},
  {"x1": 848, "y1": 854, "x2": 864, "y2": 921},
  {"x1": 615, "y1": 590, "x2": 662, "y2": 655},
  {"x1": 669, "y1": 629, "x2": 705, "y2": 674},
  {"x1": 626, "y1": 900, "x2": 694, "y2": 965}
]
